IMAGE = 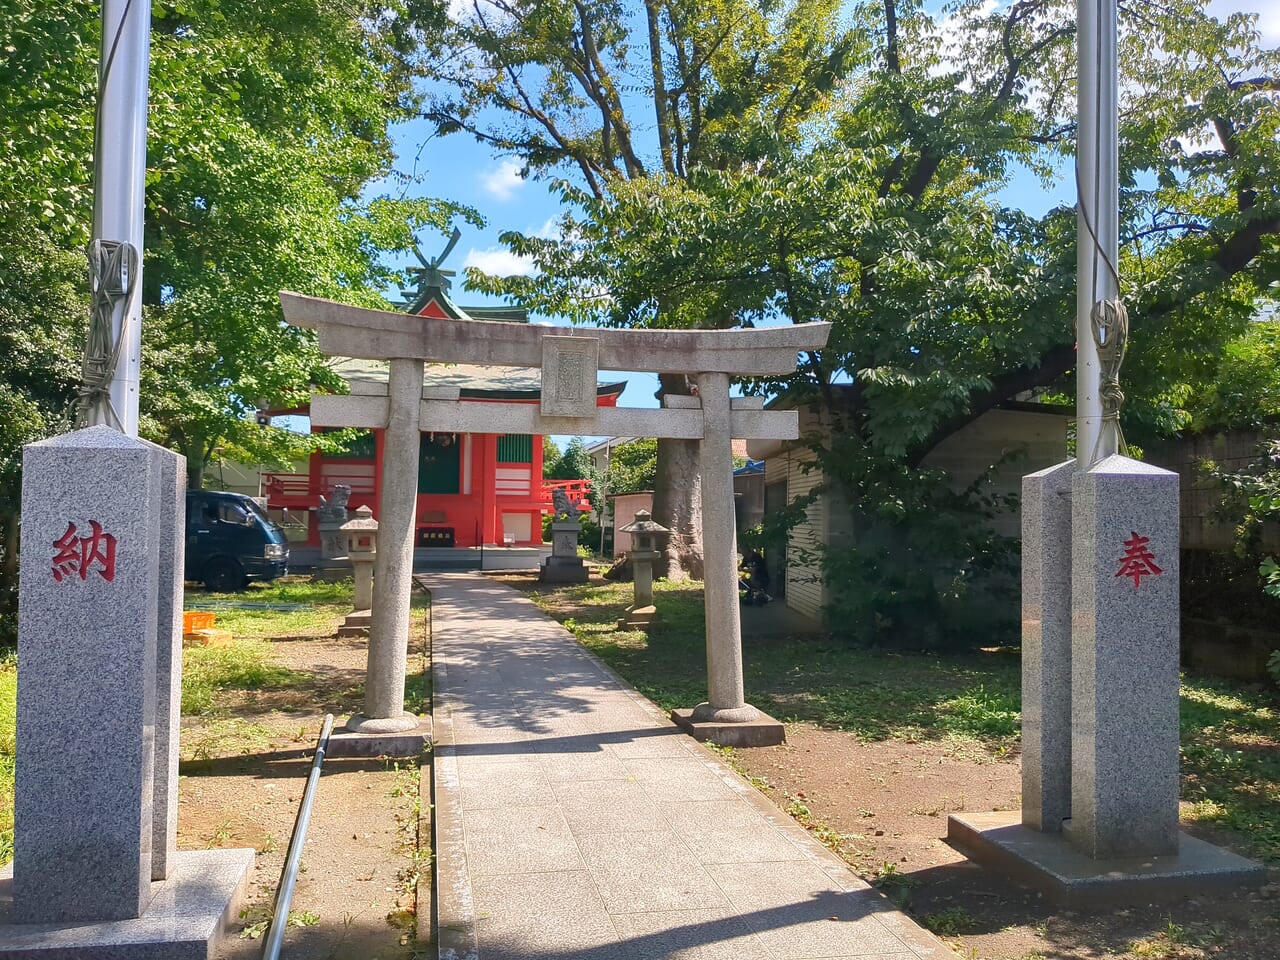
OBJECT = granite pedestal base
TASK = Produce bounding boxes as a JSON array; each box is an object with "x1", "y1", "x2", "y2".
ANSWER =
[
  {"x1": 538, "y1": 555, "x2": 588, "y2": 583},
  {"x1": 328, "y1": 714, "x2": 432, "y2": 758},
  {"x1": 337, "y1": 609, "x2": 371, "y2": 637},
  {"x1": 0, "y1": 848, "x2": 252, "y2": 959},
  {"x1": 670, "y1": 707, "x2": 785, "y2": 747},
  {"x1": 947, "y1": 812, "x2": 1265, "y2": 908},
  {"x1": 616, "y1": 604, "x2": 657, "y2": 629}
]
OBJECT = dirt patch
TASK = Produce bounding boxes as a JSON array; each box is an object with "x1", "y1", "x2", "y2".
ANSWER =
[
  {"x1": 733, "y1": 723, "x2": 1280, "y2": 960},
  {"x1": 181, "y1": 634, "x2": 427, "y2": 960}
]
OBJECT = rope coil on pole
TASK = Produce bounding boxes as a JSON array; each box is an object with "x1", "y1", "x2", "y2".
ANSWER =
[
  {"x1": 1089, "y1": 297, "x2": 1128, "y2": 465},
  {"x1": 76, "y1": 238, "x2": 139, "y2": 429}
]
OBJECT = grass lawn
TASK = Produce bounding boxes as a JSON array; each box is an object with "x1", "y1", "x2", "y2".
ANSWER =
[
  {"x1": 181, "y1": 579, "x2": 353, "y2": 715},
  {"x1": 529, "y1": 578, "x2": 1280, "y2": 864}
]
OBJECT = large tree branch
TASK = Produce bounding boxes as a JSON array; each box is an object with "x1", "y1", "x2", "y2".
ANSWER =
[
  {"x1": 906, "y1": 341, "x2": 1076, "y2": 467},
  {"x1": 644, "y1": 0, "x2": 675, "y2": 174}
]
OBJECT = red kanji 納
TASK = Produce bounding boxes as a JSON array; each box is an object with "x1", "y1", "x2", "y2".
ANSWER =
[
  {"x1": 51, "y1": 520, "x2": 117, "y2": 583},
  {"x1": 1115, "y1": 531, "x2": 1161, "y2": 588}
]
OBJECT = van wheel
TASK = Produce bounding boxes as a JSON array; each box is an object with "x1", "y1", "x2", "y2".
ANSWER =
[{"x1": 203, "y1": 558, "x2": 244, "y2": 593}]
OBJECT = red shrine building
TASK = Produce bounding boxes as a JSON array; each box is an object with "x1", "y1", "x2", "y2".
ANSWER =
[{"x1": 263, "y1": 268, "x2": 621, "y2": 550}]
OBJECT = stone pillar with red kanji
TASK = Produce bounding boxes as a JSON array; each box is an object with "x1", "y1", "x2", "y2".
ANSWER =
[
  {"x1": 1069, "y1": 453, "x2": 1180, "y2": 859},
  {"x1": 11, "y1": 427, "x2": 256, "y2": 936},
  {"x1": 14, "y1": 427, "x2": 168, "y2": 921}
]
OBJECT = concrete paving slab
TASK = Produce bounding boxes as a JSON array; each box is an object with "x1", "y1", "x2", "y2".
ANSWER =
[
  {"x1": 609, "y1": 908, "x2": 774, "y2": 960},
  {"x1": 470, "y1": 871, "x2": 621, "y2": 960},
  {"x1": 553, "y1": 779, "x2": 669, "y2": 835},
  {"x1": 575, "y1": 832, "x2": 731, "y2": 914},
  {"x1": 464, "y1": 805, "x2": 585, "y2": 876},
  {"x1": 536, "y1": 748, "x2": 633, "y2": 782},
  {"x1": 426, "y1": 573, "x2": 956, "y2": 960},
  {"x1": 457, "y1": 757, "x2": 554, "y2": 809}
]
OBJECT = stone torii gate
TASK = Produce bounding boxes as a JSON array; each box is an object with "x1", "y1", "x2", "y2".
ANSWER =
[{"x1": 281, "y1": 291, "x2": 830, "y2": 746}]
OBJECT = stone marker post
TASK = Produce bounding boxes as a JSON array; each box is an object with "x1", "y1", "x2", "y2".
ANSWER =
[
  {"x1": 316, "y1": 483, "x2": 351, "y2": 560},
  {"x1": 351, "y1": 358, "x2": 422, "y2": 734},
  {"x1": 1069, "y1": 454, "x2": 1180, "y2": 859},
  {"x1": 16, "y1": 427, "x2": 163, "y2": 921},
  {"x1": 1021, "y1": 459, "x2": 1075, "y2": 833},
  {"x1": 144, "y1": 437, "x2": 186, "y2": 882}
]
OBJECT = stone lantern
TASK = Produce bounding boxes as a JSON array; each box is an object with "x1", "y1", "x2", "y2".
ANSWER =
[
  {"x1": 617, "y1": 509, "x2": 670, "y2": 629},
  {"x1": 339, "y1": 504, "x2": 378, "y2": 636}
]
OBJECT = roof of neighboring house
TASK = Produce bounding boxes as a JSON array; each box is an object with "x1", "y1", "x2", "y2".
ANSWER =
[{"x1": 331, "y1": 357, "x2": 626, "y2": 402}]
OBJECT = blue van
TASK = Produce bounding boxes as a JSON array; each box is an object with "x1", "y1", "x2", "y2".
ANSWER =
[{"x1": 185, "y1": 490, "x2": 289, "y2": 591}]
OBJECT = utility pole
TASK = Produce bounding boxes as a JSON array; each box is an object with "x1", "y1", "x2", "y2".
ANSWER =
[
  {"x1": 81, "y1": 0, "x2": 151, "y2": 436},
  {"x1": 1075, "y1": 0, "x2": 1119, "y2": 463}
]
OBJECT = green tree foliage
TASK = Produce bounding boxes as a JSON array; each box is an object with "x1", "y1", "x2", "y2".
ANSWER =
[
  {"x1": 141, "y1": 0, "x2": 466, "y2": 486},
  {"x1": 1, "y1": 0, "x2": 466, "y2": 487},
  {"x1": 1186, "y1": 319, "x2": 1280, "y2": 432},
  {"x1": 432, "y1": 0, "x2": 865, "y2": 577},
  {"x1": 541, "y1": 435, "x2": 562, "y2": 475},
  {"x1": 604, "y1": 438, "x2": 658, "y2": 495},
  {"x1": 0, "y1": 0, "x2": 463, "y2": 634},
  {"x1": 547, "y1": 437, "x2": 595, "y2": 481},
  {"x1": 0, "y1": 225, "x2": 86, "y2": 643},
  {"x1": 430, "y1": 0, "x2": 1279, "y2": 644}
]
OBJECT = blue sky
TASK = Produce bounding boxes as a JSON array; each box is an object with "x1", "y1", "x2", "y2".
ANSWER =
[{"x1": 375, "y1": 0, "x2": 1279, "y2": 437}]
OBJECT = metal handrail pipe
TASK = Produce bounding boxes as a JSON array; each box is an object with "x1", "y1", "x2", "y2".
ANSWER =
[{"x1": 261, "y1": 713, "x2": 334, "y2": 960}]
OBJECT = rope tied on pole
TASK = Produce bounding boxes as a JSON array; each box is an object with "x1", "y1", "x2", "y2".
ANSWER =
[
  {"x1": 76, "y1": 238, "x2": 138, "y2": 430},
  {"x1": 1089, "y1": 296, "x2": 1128, "y2": 465}
]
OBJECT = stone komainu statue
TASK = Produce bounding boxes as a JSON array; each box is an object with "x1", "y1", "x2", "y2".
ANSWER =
[
  {"x1": 317, "y1": 483, "x2": 352, "y2": 523},
  {"x1": 552, "y1": 487, "x2": 575, "y2": 520}
]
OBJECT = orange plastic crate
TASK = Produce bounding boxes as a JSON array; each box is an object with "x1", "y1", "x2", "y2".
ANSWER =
[{"x1": 183, "y1": 611, "x2": 215, "y2": 632}]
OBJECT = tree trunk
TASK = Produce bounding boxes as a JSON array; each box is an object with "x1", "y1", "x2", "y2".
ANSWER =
[
  {"x1": 652, "y1": 373, "x2": 703, "y2": 580},
  {"x1": 185, "y1": 435, "x2": 206, "y2": 490}
]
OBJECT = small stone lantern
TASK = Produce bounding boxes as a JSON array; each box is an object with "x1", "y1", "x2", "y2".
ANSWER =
[
  {"x1": 339, "y1": 505, "x2": 378, "y2": 635},
  {"x1": 617, "y1": 509, "x2": 670, "y2": 629}
]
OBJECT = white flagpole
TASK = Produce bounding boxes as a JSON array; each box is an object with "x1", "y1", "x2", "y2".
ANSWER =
[
  {"x1": 85, "y1": 0, "x2": 151, "y2": 436},
  {"x1": 1076, "y1": 0, "x2": 1119, "y2": 462}
]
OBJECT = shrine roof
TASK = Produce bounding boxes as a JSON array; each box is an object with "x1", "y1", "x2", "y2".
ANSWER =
[{"x1": 331, "y1": 357, "x2": 626, "y2": 401}]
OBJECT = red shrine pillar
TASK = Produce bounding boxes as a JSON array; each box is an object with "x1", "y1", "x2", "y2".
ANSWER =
[{"x1": 478, "y1": 434, "x2": 500, "y2": 546}]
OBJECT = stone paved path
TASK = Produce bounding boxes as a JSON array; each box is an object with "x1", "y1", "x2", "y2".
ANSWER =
[{"x1": 426, "y1": 573, "x2": 955, "y2": 960}]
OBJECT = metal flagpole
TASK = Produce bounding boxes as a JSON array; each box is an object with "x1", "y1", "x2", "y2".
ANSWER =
[
  {"x1": 80, "y1": 0, "x2": 151, "y2": 436},
  {"x1": 1075, "y1": 0, "x2": 1119, "y2": 463}
]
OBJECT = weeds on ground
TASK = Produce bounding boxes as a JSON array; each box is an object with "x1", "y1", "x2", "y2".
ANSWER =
[
  {"x1": 387, "y1": 759, "x2": 432, "y2": 948},
  {"x1": 238, "y1": 903, "x2": 321, "y2": 940},
  {"x1": 923, "y1": 905, "x2": 978, "y2": 937},
  {"x1": 182, "y1": 640, "x2": 308, "y2": 715}
]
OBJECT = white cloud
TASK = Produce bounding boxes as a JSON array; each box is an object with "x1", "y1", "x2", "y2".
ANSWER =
[
  {"x1": 481, "y1": 159, "x2": 525, "y2": 200},
  {"x1": 463, "y1": 246, "x2": 536, "y2": 277}
]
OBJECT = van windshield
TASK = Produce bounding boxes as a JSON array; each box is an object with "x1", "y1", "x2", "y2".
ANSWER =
[{"x1": 242, "y1": 497, "x2": 283, "y2": 533}]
